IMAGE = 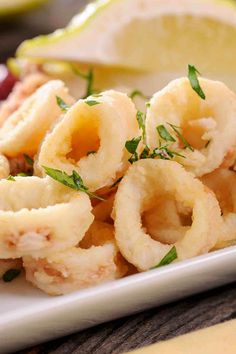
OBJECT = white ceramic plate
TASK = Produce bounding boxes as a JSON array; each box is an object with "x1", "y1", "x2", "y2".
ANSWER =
[{"x1": 1, "y1": 246, "x2": 236, "y2": 353}]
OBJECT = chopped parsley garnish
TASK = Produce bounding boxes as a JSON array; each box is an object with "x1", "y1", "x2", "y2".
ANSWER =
[
  {"x1": 56, "y1": 96, "x2": 70, "y2": 112},
  {"x1": 136, "y1": 111, "x2": 146, "y2": 141},
  {"x1": 129, "y1": 90, "x2": 149, "y2": 100},
  {"x1": 152, "y1": 246, "x2": 177, "y2": 269},
  {"x1": 157, "y1": 125, "x2": 176, "y2": 142},
  {"x1": 42, "y1": 166, "x2": 104, "y2": 201},
  {"x1": 7, "y1": 175, "x2": 15, "y2": 181},
  {"x1": 140, "y1": 145, "x2": 151, "y2": 159},
  {"x1": 168, "y1": 123, "x2": 194, "y2": 152},
  {"x1": 17, "y1": 172, "x2": 31, "y2": 177},
  {"x1": 188, "y1": 65, "x2": 206, "y2": 100},
  {"x1": 85, "y1": 99, "x2": 100, "y2": 106},
  {"x1": 125, "y1": 136, "x2": 142, "y2": 164},
  {"x1": 3, "y1": 269, "x2": 21, "y2": 282},
  {"x1": 111, "y1": 176, "x2": 123, "y2": 188},
  {"x1": 71, "y1": 65, "x2": 95, "y2": 98},
  {"x1": 24, "y1": 154, "x2": 34, "y2": 166},
  {"x1": 146, "y1": 102, "x2": 151, "y2": 108}
]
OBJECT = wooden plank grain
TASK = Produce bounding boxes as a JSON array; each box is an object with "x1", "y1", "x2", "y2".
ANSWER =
[{"x1": 17, "y1": 283, "x2": 236, "y2": 354}]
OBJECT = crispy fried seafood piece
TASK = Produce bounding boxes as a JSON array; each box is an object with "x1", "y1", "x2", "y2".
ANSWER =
[
  {"x1": 0, "y1": 73, "x2": 49, "y2": 126},
  {"x1": 0, "y1": 80, "x2": 75, "y2": 157},
  {"x1": 114, "y1": 159, "x2": 223, "y2": 271},
  {"x1": 0, "y1": 177, "x2": 93, "y2": 259},
  {"x1": 146, "y1": 78, "x2": 236, "y2": 177},
  {"x1": 0, "y1": 259, "x2": 22, "y2": 278},
  {"x1": 201, "y1": 169, "x2": 236, "y2": 248},
  {"x1": 0, "y1": 154, "x2": 10, "y2": 179},
  {"x1": 24, "y1": 221, "x2": 128, "y2": 295},
  {"x1": 142, "y1": 197, "x2": 190, "y2": 245},
  {"x1": 36, "y1": 90, "x2": 138, "y2": 191}
]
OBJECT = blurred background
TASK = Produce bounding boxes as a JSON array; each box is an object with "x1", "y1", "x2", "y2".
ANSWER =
[{"x1": 0, "y1": 0, "x2": 89, "y2": 61}]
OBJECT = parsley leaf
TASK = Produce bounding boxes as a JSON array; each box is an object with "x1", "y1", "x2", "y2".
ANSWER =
[
  {"x1": 152, "y1": 246, "x2": 177, "y2": 269},
  {"x1": 136, "y1": 111, "x2": 146, "y2": 141},
  {"x1": 157, "y1": 125, "x2": 176, "y2": 142},
  {"x1": 42, "y1": 166, "x2": 104, "y2": 201},
  {"x1": 56, "y1": 96, "x2": 70, "y2": 112},
  {"x1": 23, "y1": 154, "x2": 34, "y2": 166},
  {"x1": 168, "y1": 123, "x2": 194, "y2": 152},
  {"x1": 125, "y1": 137, "x2": 142, "y2": 155},
  {"x1": 188, "y1": 65, "x2": 206, "y2": 100},
  {"x1": 129, "y1": 90, "x2": 149, "y2": 100},
  {"x1": 3, "y1": 269, "x2": 21, "y2": 282},
  {"x1": 140, "y1": 145, "x2": 150, "y2": 159},
  {"x1": 7, "y1": 175, "x2": 15, "y2": 181},
  {"x1": 85, "y1": 99, "x2": 100, "y2": 106},
  {"x1": 71, "y1": 65, "x2": 95, "y2": 98}
]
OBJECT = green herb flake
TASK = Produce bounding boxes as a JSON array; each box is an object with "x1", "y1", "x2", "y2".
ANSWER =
[
  {"x1": 140, "y1": 145, "x2": 150, "y2": 159},
  {"x1": 136, "y1": 111, "x2": 146, "y2": 141},
  {"x1": 3, "y1": 269, "x2": 21, "y2": 282},
  {"x1": 157, "y1": 125, "x2": 176, "y2": 142},
  {"x1": 85, "y1": 100, "x2": 100, "y2": 107},
  {"x1": 23, "y1": 154, "x2": 34, "y2": 166},
  {"x1": 146, "y1": 102, "x2": 151, "y2": 108},
  {"x1": 168, "y1": 123, "x2": 194, "y2": 152},
  {"x1": 152, "y1": 246, "x2": 177, "y2": 269},
  {"x1": 129, "y1": 90, "x2": 149, "y2": 100},
  {"x1": 42, "y1": 166, "x2": 104, "y2": 201},
  {"x1": 7, "y1": 175, "x2": 15, "y2": 181},
  {"x1": 17, "y1": 172, "x2": 30, "y2": 177},
  {"x1": 56, "y1": 96, "x2": 70, "y2": 112},
  {"x1": 71, "y1": 65, "x2": 95, "y2": 98},
  {"x1": 125, "y1": 137, "x2": 141, "y2": 155},
  {"x1": 188, "y1": 65, "x2": 206, "y2": 100}
]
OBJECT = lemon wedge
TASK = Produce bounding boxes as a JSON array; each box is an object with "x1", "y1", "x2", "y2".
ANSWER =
[{"x1": 16, "y1": 0, "x2": 236, "y2": 94}]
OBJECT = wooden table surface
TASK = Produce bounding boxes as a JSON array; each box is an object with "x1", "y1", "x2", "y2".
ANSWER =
[{"x1": 1, "y1": 1, "x2": 236, "y2": 353}]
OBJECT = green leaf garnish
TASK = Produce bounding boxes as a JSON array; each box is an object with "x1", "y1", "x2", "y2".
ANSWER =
[
  {"x1": 140, "y1": 145, "x2": 150, "y2": 159},
  {"x1": 42, "y1": 166, "x2": 104, "y2": 201},
  {"x1": 157, "y1": 125, "x2": 176, "y2": 142},
  {"x1": 168, "y1": 123, "x2": 194, "y2": 152},
  {"x1": 129, "y1": 90, "x2": 149, "y2": 100},
  {"x1": 146, "y1": 102, "x2": 151, "y2": 108},
  {"x1": 56, "y1": 96, "x2": 70, "y2": 112},
  {"x1": 136, "y1": 111, "x2": 146, "y2": 141},
  {"x1": 188, "y1": 65, "x2": 206, "y2": 100},
  {"x1": 85, "y1": 99, "x2": 100, "y2": 106},
  {"x1": 111, "y1": 176, "x2": 123, "y2": 188},
  {"x1": 23, "y1": 154, "x2": 34, "y2": 166},
  {"x1": 3, "y1": 269, "x2": 21, "y2": 282},
  {"x1": 7, "y1": 175, "x2": 15, "y2": 181},
  {"x1": 71, "y1": 65, "x2": 95, "y2": 98},
  {"x1": 152, "y1": 246, "x2": 177, "y2": 269},
  {"x1": 17, "y1": 172, "x2": 31, "y2": 177},
  {"x1": 125, "y1": 137, "x2": 142, "y2": 155}
]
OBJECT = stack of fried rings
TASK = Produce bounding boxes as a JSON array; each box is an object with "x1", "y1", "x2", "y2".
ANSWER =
[{"x1": 0, "y1": 75, "x2": 235, "y2": 295}]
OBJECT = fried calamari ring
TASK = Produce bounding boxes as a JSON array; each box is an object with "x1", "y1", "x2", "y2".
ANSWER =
[
  {"x1": 24, "y1": 221, "x2": 128, "y2": 295},
  {"x1": 92, "y1": 193, "x2": 115, "y2": 223},
  {"x1": 36, "y1": 90, "x2": 138, "y2": 191},
  {"x1": 0, "y1": 72, "x2": 49, "y2": 126},
  {"x1": 201, "y1": 169, "x2": 236, "y2": 248},
  {"x1": 146, "y1": 78, "x2": 236, "y2": 177},
  {"x1": 0, "y1": 176, "x2": 93, "y2": 259},
  {"x1": 114, "y1": 159, "x2": 222, "y2": 271},
  {"x1": 0, "y1": 154, "x2": 10, "y2": 179},
  {"x1": 143, "y1": 197, "x2": 190, "y2": 245},
  {"x1": 0, "y1": 80, "x2": 75, "y2": 157},
  {"x1": 0, "y1": 259, "x2": 22, "y2": 278}
]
